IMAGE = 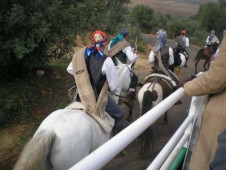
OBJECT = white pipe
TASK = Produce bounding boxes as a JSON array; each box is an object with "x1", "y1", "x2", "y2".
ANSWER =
[
  {"x1": 69, "y1": 88, "x2": 185, "y2": 170},
  {"x1": 147, "y1": 115, "x2": 194, "y2": 170},
  {"x1": 160, "y1": 133, "x2": 190, "y2": 170}
]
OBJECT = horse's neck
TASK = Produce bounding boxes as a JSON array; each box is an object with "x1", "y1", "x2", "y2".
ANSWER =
[
  {"x1": 116, "y1": 64, "x2": 131, "y2": 91},
  {"x1": 204, "y1": 47, "x2": 213, "y2": 56}
]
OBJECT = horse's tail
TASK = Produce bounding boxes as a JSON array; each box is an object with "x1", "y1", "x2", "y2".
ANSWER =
[
  {"x1": 194, "y1": 48, "x2": 203, "y2": 62},
  {"x1": 141, "y1": 90, "x2": 153, "y2": 116},
  {"x1": 13, "y1": 131, "x2": 55, "y2": 170},
  {"x1": 140, "y1": 90, "x2": 156, "y2": 158}
]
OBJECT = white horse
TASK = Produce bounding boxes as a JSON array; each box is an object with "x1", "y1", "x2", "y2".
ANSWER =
[
  {"x1": 137, "y1": 73, "x2": 176, "y2": 158},
  {"x1": 172, "y1": 48, "x2": 189, "y2": 77},
  {"x1": 109, "y1": 58, "x2": 134, "y2": 121},
  {"x1": 13, "y1": 102, "x2": 111, "y2": 170}
]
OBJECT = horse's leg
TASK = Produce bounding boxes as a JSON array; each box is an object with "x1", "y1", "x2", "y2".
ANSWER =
[
  {"x1": 139, "y1": 128, "x2": 150, "y2": 159},
  {"x1": 195, "y1": 60, "x2": 199, "y2": 74},
  {"x1": 207, "y1": 57, "x2": 212, "y2": 71},
  {"x1": 164, "y1": 111, "x2": 168, "y2": 122},
  {"x1": 139, "y1": 133, "x2": 146, "y2": 157},
  {"x1": 124, "y1": 99, "x2": 134, "y2": 122},
  {"x1": 203, "y1": 60, "x2": 208, "y2": 71}
]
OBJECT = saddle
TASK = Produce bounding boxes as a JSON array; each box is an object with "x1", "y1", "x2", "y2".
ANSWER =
[{"x1": 144, "y1": 73, "x2": 177, "y2": 90}]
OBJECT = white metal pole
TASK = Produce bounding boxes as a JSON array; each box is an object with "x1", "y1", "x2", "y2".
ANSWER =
[
  {"x1": 147, "y1": 115, "x2": 193, "y2": 170},
  {"x1": 160, "y1": 133, "x2": 190, "y2": 170},
  {"x1": 69, "y1": 88, "x2": 185, "y2": 170}
]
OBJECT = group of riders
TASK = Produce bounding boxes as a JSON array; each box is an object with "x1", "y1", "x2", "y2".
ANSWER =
[
  {"x1": 63, "y1": 29, "x2": 226, "y2": 169},
  {"x1": 66, "y1": 28, "x2": 220, "y2": 132}
]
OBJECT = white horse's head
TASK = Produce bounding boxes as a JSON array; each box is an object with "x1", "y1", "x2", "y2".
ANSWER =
[{"x1": 110, "y1": 58, "x2": 133, "y2": 104}]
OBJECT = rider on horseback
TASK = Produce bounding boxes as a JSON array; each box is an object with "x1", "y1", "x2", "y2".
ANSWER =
[
  {"x1": 206, "y1": 30, "x2": 220, "y2": 46},
  {"x1": 174, "y1": 29, "x2": 190, "y2": 67},
  {"x1": 205, "y1": 30, "x2": 220, "y2": 52},
  {"x1": 67, "y1": 30, "x2": 124, "y2": 131},
  {"x1": 106, "y1": 28, "x2": 138, "y2": 100},
  {"x1": 148, "y1": 29, "x2": 180, "y2": 86}
]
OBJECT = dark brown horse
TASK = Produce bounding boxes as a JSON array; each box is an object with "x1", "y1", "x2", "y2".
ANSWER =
[
  {"x1": 137, "y1": 73, "x2": 176, "y2": 158},
  {"x1": 194, "y1": 43, "x2": 218, "y2": 74}
]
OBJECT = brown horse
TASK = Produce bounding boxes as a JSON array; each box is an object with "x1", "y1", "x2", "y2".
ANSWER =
[
  {"x1": 137, "y1": 73, "x2": 177, "y2": 158},
  {"x1": 194, "y1": 43, "x2": 218, "y2": 74}
]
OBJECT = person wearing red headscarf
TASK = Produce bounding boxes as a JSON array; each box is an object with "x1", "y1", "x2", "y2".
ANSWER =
[
  {"x1": 174, "y1": 29, "x2": 190, "y2": 67},
  {"x1": 67, "y1": 30, "x2": 125, "y2": 131}
]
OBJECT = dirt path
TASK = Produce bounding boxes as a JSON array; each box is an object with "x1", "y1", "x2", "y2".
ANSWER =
[{"x1": 102, "y1": 34, "x2": 202, "y2": 170}]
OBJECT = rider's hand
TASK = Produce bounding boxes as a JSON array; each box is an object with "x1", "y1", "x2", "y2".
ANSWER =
[
  {"x1": 177, "y1": 75, "x2": 196, "y2": 88},
  {"x1": 133, "y1": 47, "x2": 138, "y2": 54}
]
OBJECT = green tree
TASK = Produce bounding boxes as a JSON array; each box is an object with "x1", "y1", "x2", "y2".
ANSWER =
[
  {"x1": 129, "y1": 4, "x2": 154, "y2": 33},
  {"x1": 197, "y1": 0, "x2": 226, "y2": 40},
  {"x1": 0, "y1": 0, "x2": 129, "y2": 82},
  {"x1": 150, "y1": 12, "x2": 172, "y2": 34}
]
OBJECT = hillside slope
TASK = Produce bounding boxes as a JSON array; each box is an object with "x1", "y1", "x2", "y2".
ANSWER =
[{"x1": 130, "y1": 0, "x2": 217, "y2": 17}]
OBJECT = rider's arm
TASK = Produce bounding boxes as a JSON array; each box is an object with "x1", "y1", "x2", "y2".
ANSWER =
[
  {"x1": 168, "y1": 47, "x2": 174, "y2": 65},
  {"x1": 206, "y1": 36, "x2": 210, "y2": 44},
  {"x1": 67, "y1": 62, "x2": 74, "y2": 75},
  {"x1": 186, "y1": 37, "x2": 190, "y2": 47},
  {"x1": 148, "y1": 50, "x2": 155, "y2": 64},
  {"x1": 122, "y1": 46, "x2": 138, "y2": 63},
  {"x1": 102, "y1": 57, "x2": 120, "y2": 94},
  {"x1": 213, "y1": 36, "x2": 220, "y2": 44}
]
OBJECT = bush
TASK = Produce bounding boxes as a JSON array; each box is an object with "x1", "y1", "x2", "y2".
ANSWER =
[
  {"x1": 130, "y1": 4, "x2": 154, "y2": 33},
  {"x1": 0, "y1": 0, "x2": 130, "y2": 82}
]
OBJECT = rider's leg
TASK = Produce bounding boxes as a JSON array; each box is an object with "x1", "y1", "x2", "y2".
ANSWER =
[
  {"x1": 105, "y1": 97, "x2": 124, "y2": 130},
  {"x1": 209, "y1": 128, "x2": 226, "y2": 170},
  {"x1": 168, "y1": 70, "x2": 182, "y2": 104},
  {"x1": 168, "y1": 70, "x2": 180, "y2": 85}
]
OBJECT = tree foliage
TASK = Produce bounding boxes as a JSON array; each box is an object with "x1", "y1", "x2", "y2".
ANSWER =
[
  {"x1": 197, "y1": 0, "x2": 226, "y2": 40},
  {"x1": 0, "y1": 0, "x2": 129, "y2": 82},
  {"x1": 129, "y1": 4, "x2": 154, "y2": 33}
]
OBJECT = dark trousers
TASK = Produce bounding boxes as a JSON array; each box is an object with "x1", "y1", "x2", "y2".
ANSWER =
[
  {"x1": 209, "y1": 129, "x2": 226, "y2": 170},
  {"x1": 106, "y1": 97, "x2": 124, "y2": 129},
  {"x1": 168, "y1": 70, "x2": 180, "y2": 85}
]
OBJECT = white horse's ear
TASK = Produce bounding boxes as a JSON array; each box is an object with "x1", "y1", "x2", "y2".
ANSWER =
[
  {"x1": 116, "y1": 58, "x2": 123, "y2": 66},
  {"x1": 128, "y1": 61, "x2": 135, "y2": 69}
]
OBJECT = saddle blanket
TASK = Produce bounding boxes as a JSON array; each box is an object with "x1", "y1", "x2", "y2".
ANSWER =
[{"x1": 65, "y1": 102, "x2": 114, "y2": 133}]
